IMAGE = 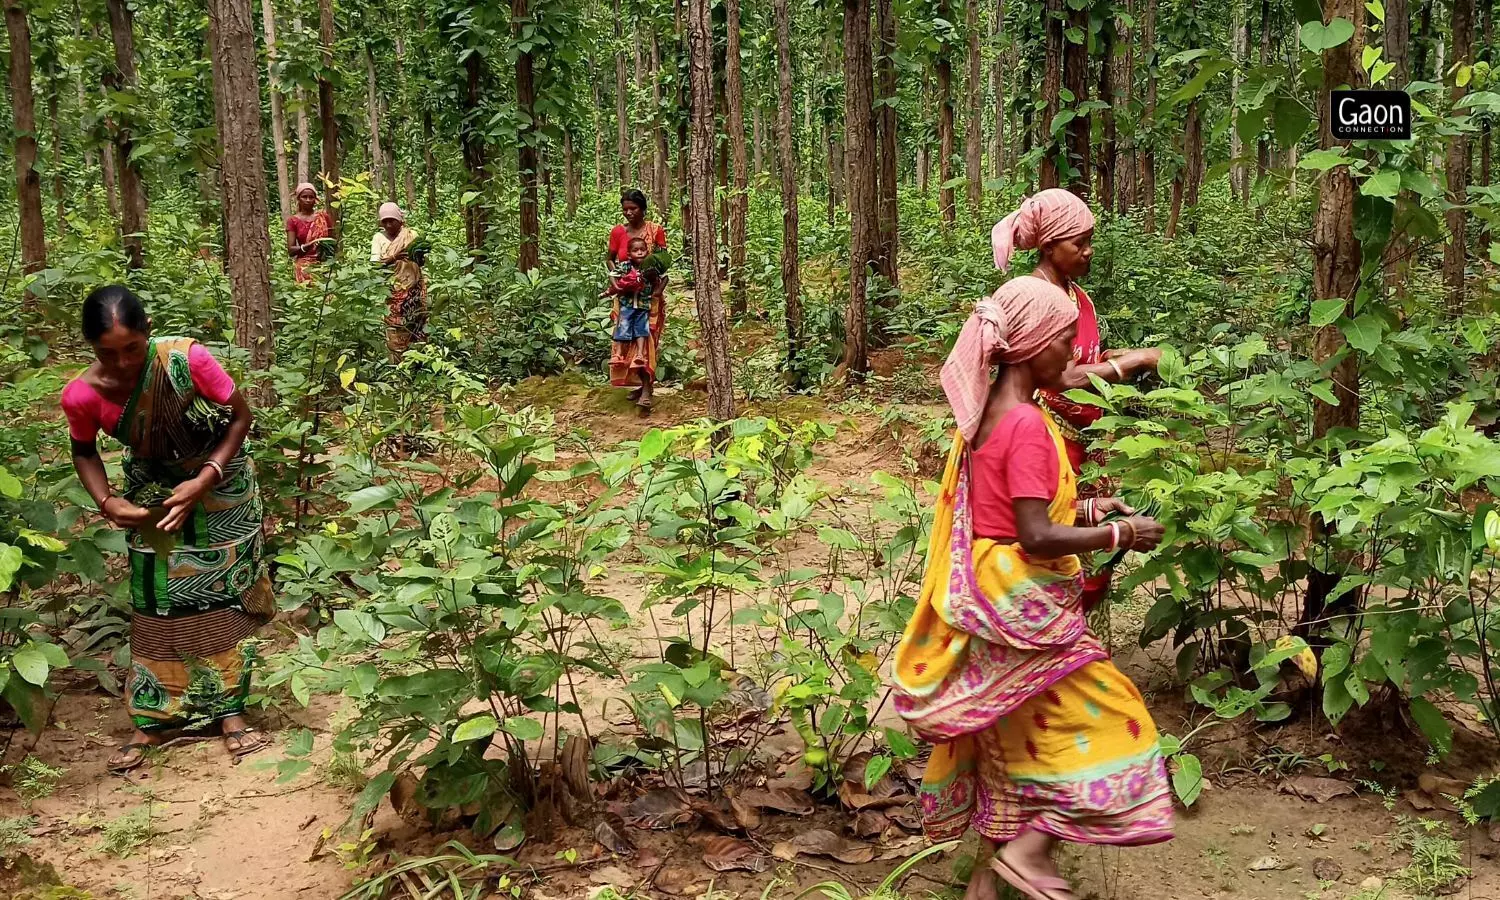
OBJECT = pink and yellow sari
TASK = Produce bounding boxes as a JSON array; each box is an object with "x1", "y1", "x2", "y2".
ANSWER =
[{"x1": 893, "y1": 416, "x2": 1173, "y2": 846}]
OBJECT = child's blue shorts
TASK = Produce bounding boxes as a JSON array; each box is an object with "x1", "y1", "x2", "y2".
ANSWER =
[{"x1": 613, "y1": 305, "x2": 651, "y2": 342}]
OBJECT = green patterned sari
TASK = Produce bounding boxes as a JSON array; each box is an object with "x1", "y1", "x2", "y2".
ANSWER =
[{"x1": 115, "y1": 338, "x2": 273, "y2": 731}]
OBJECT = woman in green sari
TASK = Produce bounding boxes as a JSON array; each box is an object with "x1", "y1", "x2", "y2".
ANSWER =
[{"x1": 61, "y1": 286, "x2": 273, "y2": 772}]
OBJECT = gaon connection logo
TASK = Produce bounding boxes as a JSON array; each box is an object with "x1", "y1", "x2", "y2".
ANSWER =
[{"x1": 1331, "y1": 90, "x2": 1412, "y2": 140}]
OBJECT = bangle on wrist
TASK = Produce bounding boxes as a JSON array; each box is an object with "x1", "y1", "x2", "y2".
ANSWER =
[
  {"x1": 201, "y1": 460, "x2": 225, "y2": 484},
  {"x1": 1107, "y1": 522, "x2": 1120, "y2": 552},
  {"x1": 98, "y1": 495, "x2": 114, "y2": 514},
  {"x1": 1123, "y1": 520, "x2": 1137, "y2": 549},
  {"x1": 1107, "y1": 358, "x2": 1126, "y2": 381}
]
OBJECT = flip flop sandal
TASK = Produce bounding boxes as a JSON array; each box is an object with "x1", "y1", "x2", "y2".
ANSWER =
[
  {"x1": 990, "y1": 858, "x2": 1076, "y2": 900},
  {"x1": 223, "y1": 728, "x2": 269, "y2": 761},
  {"x1": 108, "y1": 742, "x2": 155, "y2": 775}
]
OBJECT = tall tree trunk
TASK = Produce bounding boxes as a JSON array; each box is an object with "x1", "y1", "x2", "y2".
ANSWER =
[
  {"x1": 677, "y1": 0, "x2": 690, "y2": 252},
  {"x1": 1063, "y1": 4, "x2": 1090, "y2": 198},
  {"x1": 1446, "y1": 0, "x2": 1475, "y2": 310},
  {"x1": 726, "y1": 0, "x2": 749, "y2": 314},
  {"x1": 775, "y1": 0, "x2": 803, "y2": 375},
  {"x1": 1040, "y1": 0, "x2": 1063, "y2": 189},
  {"x1": 1140, "y1": 0, "x2": 1158, "y2": 230},
  {"x1": 404, "y1": 163, "x2": 416, "y2": 213},
  {"x1": 1099, "y1": 20, "x2": 1117, "y2": 207},
  {"x1": 207, "y1": 0, "x2": 274, "y2": 373},
  {"x1": 876, "y1": 0, "x2": 900, "y2": 282},
  {"x1": 652, "y1": 31, "x2": 670, "y2": 214},
  {"x1": 1020, "y1": 61, "x2": 1033, "y2": 188},
  {"x1": 101, "y1": 135, "x2": 120, "y2": 220},
  {"x1": 917, "y1": 67, "x2": 931, "y2": 195},
  {"x1": 262, "y1": 0, "x2": 292, "y2": 225},
  {"x1": 1414, "y1": 0, "x2": 1434, "y2": 79},
  {"x1": 1185, "y1": 99, "x2": 1203, "y2": 208},
  {"x1": 564, "y1": 129, "x2": 580, "y2": 219},
  {"x1": 1481, "y1": 0, "x2": 1492, "y2": 248},
  {"x1": 937, "y1": 0, "x2": 957, "y2": 224},
  {"x1": 365, "y1": 47, "x2": 384, "y2": 191},
  {"x1": 106, "y1": 0, "x2": 146, "y2": 268},
  {"x1": 964, "y1": 0, "x2": 984, "y2": 212},
  {"x1": 1257, "y1": 0, "x2": 1273, "y2": 178},
  {"x1": 616, "y1": 0, "x2": 630, "y2": 186},
  {"x1": 592, "y1": 71, "x2": 606, "y2": 194},
  {"x1": 514, "y1": 0, "x2": 540, "y2": 272},
  {"x1": 461, "y1": 49, "x2": 488, "y2": 250},
  {"x1": 6, "y1": 0, "x2": 45, "y2": 283},
  {"x1": 1303, "y1": 0, "x2": 1365, "y2": 633},
  {"x1": 687, "y1": 0, "x2": 735, "y2": 419},
  {"x1": 1117, "y1": 0, "x2": 1135, "y2": 213},
  {"x1": 48, "y1": 83, "x2": 64, "y2": 232},
  {"x1": 1230, "y1": 0, "x2": 1247, "y2": 202},
  {"x1": 1384, "y1": 0, "x2": 1412, "y2": 296},
  {"x1": 292, "y1": 14, "x2": 311, "y2": 184},
  {"x1": 424, "y1": 110, "x2": 438, "y2": 220},
  {"x1": 752, "y1": 103, "x2": 764, "y2": 176},
  {"x1": 317, "y1": 0, "x2": 340, "y2": 238},
  {"x1": 990, "y1": 0, "x2": 1006, "y2": 181},
  {"x1": 842, "y1": 0, "x2": 878, "y2": 379}
]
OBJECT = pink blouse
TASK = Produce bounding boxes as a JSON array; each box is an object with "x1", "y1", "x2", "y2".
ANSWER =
[{"x1": 61, "y1": 344, "x2": 236, "y2": 442}]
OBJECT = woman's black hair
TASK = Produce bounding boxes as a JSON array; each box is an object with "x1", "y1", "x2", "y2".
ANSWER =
[
  {"x1": 621, "y1": 188, "x2": 649, "y2": 212},
  {"x1": 81, "y1": 285, "x2": 150, "y2": 342}
]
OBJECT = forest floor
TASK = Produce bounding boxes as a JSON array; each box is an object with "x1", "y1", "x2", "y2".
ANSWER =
[{"x1": 4, "y1": 331, "x2": 1500, "y2": 900}]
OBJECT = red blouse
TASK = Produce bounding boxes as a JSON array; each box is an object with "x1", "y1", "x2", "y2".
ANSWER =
[
  {"x1": 607, "y1": 222, "x2": 668, "y2": 263},
  {"x1": 969, "y1": 404, "x2": 1060, "y2": 542}
]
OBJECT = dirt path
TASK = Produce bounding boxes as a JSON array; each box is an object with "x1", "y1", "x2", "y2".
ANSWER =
[{"x1": 5, "y1": 379, "x2": 1499, "y2": 900}]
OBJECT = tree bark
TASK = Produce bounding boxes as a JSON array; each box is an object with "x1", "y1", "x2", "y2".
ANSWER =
[
  {"x1": 842, "y1": 0, "x2": 878, "y2": 379},
  {"x1": 514, "y1": 0, "x2": 539, "y2": 273},
  {"x1": 1257, "y1": 0, "x2": 1273, "y2": 178},
  {"x1": 1117, "y1": 0, "x2": 1135, "y2": 213},
  {"x1": 262, "y1": 0, "x2": 292, "y2": 225},
  {"x1": 876, "y1": 0, "x2": 899, "y2": 282},
  {"x1": 424, "y1": 110, "x2": 438, "y2": 220},
  {"x1": 990, "y1": 0, "x2": 1006, "y2": 181},
  {"x1": 1383, "y1": 0, "x2": 1412, "y2": 295},
  {"x1": 106, "y1": 0, "x2": 146, "y2": 268},
  {"x1": 752, "y1": 103, "x2": 764, "y2": 176},
  {"x1": 461, "y1": 47, "x2": 488, "y2": 250},
  {"x1": 616, "y1": 0, "x2": 630, "y2": 187},
  {"x1": 937, "y1": 0, "x2": 957, "y2": 224},
  {"x1": 1481, "y1": 0, "x2": 1492, "y2": 249},
  {"x1": 1230, "y1": 0, "x2": 1247, "y2": 202},
  {"x1": 726, "y1": 0, "x2": 749, "y2": 314},
  {"x1": 365, "y1": 46, "x2": 385, "y2": 195},
  {"x1": 206, "y1": 0, "x2": 275, "y2": 373},
  {"x1": 1140, "y1": 0, "x2": 1157, "y2": 230},
  {"x1": 1040, "y1": 0, "x2": 1063, "y2": 190},
  {"x1": 965, "y1": 0, "x2": 984, "y2": 212},
  {"x1": 48, "y1": 82, "x2": 64, "y2": 232},
  {"x1": 1185, "y1": 99, "x2": 1203, "y2": 207},
  {"x1": 564, "y1": 129, "x2": 580, "y2": 219},
  {"x1": 1063, "y1": 4, "x2": 1089, "y2": 198},
  {"x1": 6, "y1": 0, "x2": 46, "y2": 282},
  {"x1": 1446, "y1": 0, "x2": 1474, "y2": 310},
  {"x1": 652, "y1": 30, "x2": 670, "y2": 215},
  {"x1": 775, "y1": 0, "x2": 804, "y2": 375},
  {"x1": 592, "y1": 68, "x2": 606, "y2": 194},
  {"x1": 317, "y1": 0, "x2": 340, "y2": 238},
  {"x1": 677, "y1": 0, "x2": 690, "y2": 255},
  {"x1": 1099, "y1": 20, "x2": 1117, "y2": 207},
  {"x1": 687, "y1": 0, "x2": 735, "y2": 419},
  {"x1": 1414, "y1": 0, "x2": 1434, "y2": 80}
]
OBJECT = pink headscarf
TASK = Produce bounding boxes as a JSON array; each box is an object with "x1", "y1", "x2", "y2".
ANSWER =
[
  {"x1": 378, "y1": 202, "x2": 405, "y2": 224},
  {"x1": 295, "y1": 182, "x2": 318, "y2": 199},
  {"x1": 990, "y1": 188, "x2": 1096, "y2": 272},
  {"x1": 940, "y1": 276, "x2": 1080, "y2": 443}
]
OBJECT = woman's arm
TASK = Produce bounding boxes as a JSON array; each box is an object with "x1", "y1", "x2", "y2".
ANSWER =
[
  {"x1": 1013, "y1": 498, "x2": 1161, "y2": 558},
  {"x1": 286, "y1": 220, "x2": 300, "y2": 257},
  {"x1": 70, "y1": 441, "x2": 150, "y2": 527},
  {"x1": 158, "y1": 391, "x2": 253, "y2": 532},
  {"x1": 1056, "y1": 348, "x2": 1161, "y2": 390}
]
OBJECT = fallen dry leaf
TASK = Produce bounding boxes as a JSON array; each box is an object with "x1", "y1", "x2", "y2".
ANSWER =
[
  {"x1": 1247, "y1": 856, "x2": 1293, "y2": 872},
  {"x1": 700, "y1": 835, "x2": 770, "y2": 873},
  {"x1": 1418, "y1": 773, "x2": 1469, "y2": 797},
  {"x1": 767, "y1": 764, "x2": 815, "y2": 792},
  {"x1": 888, "y1": 804, "x2": 922, "y2": 832},
  {"x1": 851, "y1": 810, "x2": 890, "y2": 838},
  {"x1": 730, "y1": 795, "x2": 761, "y2": 831},
  {"x1": 651, "y1": 867, "x2": 698, "y2": 896},
  {"x1": 1279, "y1": 776, "x2": 1356, "y2": 803},
  {"x1": 877, "y1": 832, "x2": 926, "y2": 861},
  {"x1": 594, "y1": 813, "x2": 636, "y2": 856},
  {"x1": 1404, "y1": 789, "x2": 1442, "y2": 812},
  {"x1": 771, "y1": 829, "x2": 876, "y2": 865},
  {"x1": 588, "y1": 865, "x2": 636, "y2": 888},
  {"x1": 625, "y1": 789, "x2": 696, "y2": 830},
  {"x1": 1312, "y1": 858, "x2": 1343, "y2": 882},
  {"x1": 691, "y1": 798, "x2": 745, "y2": 834},
  {"x1": 740, "y1": 787, "x2": 815, "y2": 816}
]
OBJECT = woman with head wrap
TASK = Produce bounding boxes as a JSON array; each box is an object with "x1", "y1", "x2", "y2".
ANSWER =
[
  {"x1": 371, "y1": 202, "x2": 429, "y2": 362},
  {"x1": 991, "y1": 189, "x2": 1161, "y2": 476},
  {"x1": 892, "y1": 276, "x2": 1173, "y2": 900},
  {"x1": 285, "y1": 182, "x2": 333, "y2": 284},
  {"x1": 606, "y1": 189, "x2": 669, "y2": 411}
]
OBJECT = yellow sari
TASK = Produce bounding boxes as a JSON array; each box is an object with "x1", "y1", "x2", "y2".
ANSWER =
[{"x1": 892, "y1": 412, "x2": 1173, "y2": 846}]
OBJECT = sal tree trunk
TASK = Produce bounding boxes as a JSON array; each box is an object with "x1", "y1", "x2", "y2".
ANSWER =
[
  {"x1": 262, "y1": 0, "x2": 292, "y2": 225},
  {"x1": 965, "y1": 0, "x2": 984, "y2": 213},
  {"x1": 726, "y1": 0, "x2": 749, "y2": 314},
  {"x1": 990, "y1": 0, "x2": 1006, "y2": 181},
  {"x1": 1446, "y1": 0, "x2": 1475, "y2": 310},
  {"x1": 686, "y1": 0, "x2": 734, "y2": 419},
  {"x1": 775, "y1": 0, "x2": 804, "y2": 376},
  {"x1": 937, "y1": 0, "x2": 957, "y2": 224},
  {"x1": 842, "y1": 0, "x2": 879, "y2": 378},
  {"x1": 616, "y1": 0, "x2": 630, "y2": 187},
  {"x1": 207, "y1": 0, "x2": 275, "y2": 373},
  {"x1": 106, "y1": 0, "x2": 146, "y2": 268},
  {"x1": 317, "y1": 0, "x2": 340, "y2": 238},
  {"x1": 1040, "y1": 0, "x2": 1063, "y2": 190},
  {"x1": 461, "y1": 49, "x2": 488, "y2": 250},
  {"x1": 5, "y1": 0, "x2": 45, "y2": 283},
  {"x1": 365, "y1": 47, "x2": 384, "y2": 193},
  {"x1": 1140, "y1": 0, "x2": 1158, "y2": 230},
  {"x1": 1100, "y1": 19, "x2": 1117, "y2": 206},
  {"x1": 514, "y1": 0, "x2": 540, "y2": 272},
  {"x1": 1063, "y1": 4, "x2": 1089, "y2": 198},
  {"x1": 876, "y1": 0, "x2": 899, "y2": 283}
]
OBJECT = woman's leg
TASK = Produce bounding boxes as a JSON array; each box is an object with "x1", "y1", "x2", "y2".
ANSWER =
[
  {"x1": 964, "y1": 838, "x2": 1000, "y2": 900},
  {"x1": 108, "y1": 724, "x2": 160, "y2": 771}
]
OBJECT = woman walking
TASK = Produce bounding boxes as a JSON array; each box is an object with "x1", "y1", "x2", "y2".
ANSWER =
[
  {"x1": 605, "y1": 189, "x2": 668, "y2": 410},
  {"x1": 892, "y1": 275, "x2": 1173, "y2": 900},
  {"x1": 285, "y1": 182, "x2": 333, "y2": 284},
  {"x1": 61, "y1": 286, "x2": 273, "y2": 772},
  {"x1": 371, "y1": 202, "x2": 429, "y2": 362}
]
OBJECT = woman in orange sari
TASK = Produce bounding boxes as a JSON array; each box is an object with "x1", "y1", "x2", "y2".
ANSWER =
[
  {"x1": 285, "y1": 182, "x2": 333, "y2": 284},
  {"x1": 893, "y1": 276, "x2": 1173, "y2": 900},
  {"x1": 606, "y1": 189, "x2": 668, "y2": 411}
]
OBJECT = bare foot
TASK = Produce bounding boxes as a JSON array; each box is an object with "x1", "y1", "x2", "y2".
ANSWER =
[
  {"x1": 109, "y1": 729, "x2": 160, "y2": 772},
  {"x1": 997, "y1": 831, "x2": 1077, "y2": 900},
  {"x1": 964, "y1": 854, "x2": 1000, "y2": 900}
]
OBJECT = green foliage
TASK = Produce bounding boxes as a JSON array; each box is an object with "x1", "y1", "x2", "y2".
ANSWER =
[
  {"x1": 1391, "y1": 817, "x2": 1469, "y2": 895},
  {"x1": 3, "y1": 756, "x2": 65, "y2": 809},
  {"x1": 96, "y1": 806, "x2": 155, "y2": 859}
]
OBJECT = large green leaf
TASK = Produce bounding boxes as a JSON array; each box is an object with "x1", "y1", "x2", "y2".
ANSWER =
[
  {"x1": 343, "y1": 483, "x2": 403, "y2": 514},
  {"x1": 1409, "y1": 697, "x2": 1453, "y2": 755},
  {"x1": 1299, "y1": 18, "x2": 1355, "y2": 52},
  {"x1": 453, "y1": 714, "x2": 499, "y2": 742},
  {"x1": 0, "y1": 466, "x2": 21, "y2": 499},
  {"x1": 0, "y1": 544, "x2": 22, "y2": 592},
  {"x1": 1273, "y1": 97, "x2": 1313, "y2": 147},
  {"x1": 502, "y1": 716, "x2": 545, "y2": 741},
  {"x1": 1340, "y1": 314, "x2": 1385, "y2": 353},
  {"x1": 1171, "y1": 753, "x2": 1204, "y2": 806},
  {"x1": 1361, "y1": 169, "x2": 1401, "y2": 198},
  {"x1": 1309, "y1": 298, "x2": 1347, "y2": 327},
  {"x1": 10, "y1": 645, "x2": 49, "y2": 686}
]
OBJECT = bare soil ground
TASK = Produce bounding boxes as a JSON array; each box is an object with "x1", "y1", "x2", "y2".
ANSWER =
[{"x1": 4, "y1": 371, "x2": 1499, "y2": 900}]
